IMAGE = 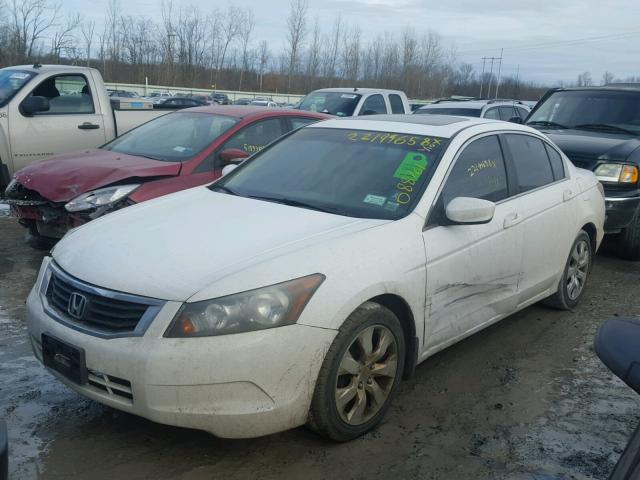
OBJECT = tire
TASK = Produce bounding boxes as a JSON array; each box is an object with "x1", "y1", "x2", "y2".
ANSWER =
[
  {"x1": 615, "y1": 207, "x2": 640, "y2": 261},
  {"x1": 308, "y1": 301, "x2": 405, "y2": 442},
  {"x1": 544, "y1": 230, "x2": 593, "y2": 310},
  {"x1": 25, "y1": 222, "x2": 57, "y2": 251}
]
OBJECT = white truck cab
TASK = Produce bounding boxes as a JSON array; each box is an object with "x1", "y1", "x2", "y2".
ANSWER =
[
  {"x1": 0, "y1": 64, "x2": 169, "y2": 189},
  {"x1": 296, "y1": 88, "x2": 410, "y2": 117}
]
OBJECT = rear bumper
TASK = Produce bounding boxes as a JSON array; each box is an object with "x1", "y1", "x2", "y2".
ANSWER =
[{"x1": 604, "y1": 195, "x2": 640, "y2": 233}]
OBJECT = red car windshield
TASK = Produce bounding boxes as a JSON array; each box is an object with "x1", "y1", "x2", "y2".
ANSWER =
[{"x1": 103, "y1": 112, "x2": 238, "y2": 162}]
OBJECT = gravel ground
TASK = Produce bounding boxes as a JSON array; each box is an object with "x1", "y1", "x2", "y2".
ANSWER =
[{"x1": 1, "y1": 216, "x2": 639, "y2": 479}]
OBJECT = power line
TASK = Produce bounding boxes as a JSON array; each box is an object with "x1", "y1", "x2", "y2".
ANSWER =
[{"x1": 458, "y1": 30, "x2": 640, "y2": 55}]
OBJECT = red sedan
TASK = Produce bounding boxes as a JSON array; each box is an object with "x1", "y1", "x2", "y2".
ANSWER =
[{"x1": 5, "y1": 106, "x2": 330, "y2": 246}]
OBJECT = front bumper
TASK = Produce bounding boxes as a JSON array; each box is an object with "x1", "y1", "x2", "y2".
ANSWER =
[
  {"x1": 604, "y1": 195, "x2": 640, "y2": 233},
  {"x1": 26, "y1": 262, "x2": 337, "y2": 438}
]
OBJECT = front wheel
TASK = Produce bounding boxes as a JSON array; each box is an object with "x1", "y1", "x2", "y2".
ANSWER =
[
  {"x1": 544, "y1": 230, "x2": 592, "y2": 310},
  {"x1": 308, "y1": 302, "x2": 405, "y2": 441},
  {"x1": 615, "y1": 208, "x2": 640, "y2": 261}
]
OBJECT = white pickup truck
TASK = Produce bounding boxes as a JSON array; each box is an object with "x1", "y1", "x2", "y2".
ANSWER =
[
  {"x1": 0, "y1": 64, "x2": 170, "y2": 189},
  {"x1": 296, "y1": 88, "x2": 411, "y2": 117}
]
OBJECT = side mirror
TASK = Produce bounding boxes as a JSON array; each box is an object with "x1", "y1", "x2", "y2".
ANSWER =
[
  {"x1": 595, "y1": 317, "x2": 640, "y2": 395},
  {"x1": 21, "y1": 96, "x2": 50, "y2": 116},
  {"x1": 219, "y1": 148, "x2": 249, "y2": 164},
  {"x1": 445, "y1": 197, "x2": 495, "y2": 225},
  {"x1": 509, "y1": 116, "x2": 523, "y2": 124},
  {"x1": 221, "y1": 164, "x2": 238, "y2": 177}
]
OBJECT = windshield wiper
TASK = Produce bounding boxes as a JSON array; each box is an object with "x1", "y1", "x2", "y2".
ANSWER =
[
  {"x1": 573, "y1": 123, "x2": 639, "y2": 136},
  {"x1": 210, "y1": 185, "x2": 239, "y2": 196},
  {"x1": 247, "y1": 195, "x2": 343, "y2": 215},
  {"x1": 526, "y1": 120, "x2": 568, "y2": 129}
]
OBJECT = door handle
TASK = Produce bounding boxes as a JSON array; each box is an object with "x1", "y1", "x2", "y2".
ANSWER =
[
  {"x1": 78, "y1": 122, "x2": 100, "y2": 130},
  {"x1": 503, "y1": 212, "x2": 522, "y2": 229},
  {"x1": 563, "y1": 189, "x2": 574, "y2": 202}
]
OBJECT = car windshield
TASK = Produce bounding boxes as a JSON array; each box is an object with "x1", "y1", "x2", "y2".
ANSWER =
[
  {"x1": 0, "y1": 69, "x2": 36, "y2": 107},
  {"x1": 213, "y1": 127, "x2": 448, "y2": 220},
  {"x1": 298, "y1": 92, "x2": 362, "y2": 116},
  {"x1": 103, "y1": 112, "x2": 238, "y2": 162},
  {"x1": 527, "y1": 90, "x2": 640, "y2": 134},
  {"x1": 415, "y1": 107, "x2": 481, "y2": 117}
]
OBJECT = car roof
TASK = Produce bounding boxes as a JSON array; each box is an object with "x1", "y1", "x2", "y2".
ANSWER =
[
  {"x1": 551, "y1": 84, "x2": 640, "y2": 93},
  {"x1": 307, "y1": 114, "x2": 518, "y2": 138},
  {"x1": 3, "y1": 64, "x2": 98, "y2": 75},
  {"x1": 309, "y1": 88, "x2": 406, "y2": 95},
  {"x1": 181, "y1": 104, "x2": 331, "y2": 120},
  {"x1": 419, "y1": 100, "x2": 528, "y2": 110}
]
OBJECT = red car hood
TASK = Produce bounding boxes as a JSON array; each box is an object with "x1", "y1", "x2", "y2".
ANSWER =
[{"x1": 14, "y1": 149, "x2": 181, "y2": 203}]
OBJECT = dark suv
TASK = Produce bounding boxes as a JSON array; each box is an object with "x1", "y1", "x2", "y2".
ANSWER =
[
  {"x1": 527, "y1": 85, "x2": 640, "y2": 260},
  {"x1": 211, "y1": 93, "x2": 230, "y2": 105}
]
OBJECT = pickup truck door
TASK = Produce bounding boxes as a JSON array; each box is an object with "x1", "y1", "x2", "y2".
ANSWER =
[{"x1": 8, "y1": 73, "x2": 107, "y2": 172}]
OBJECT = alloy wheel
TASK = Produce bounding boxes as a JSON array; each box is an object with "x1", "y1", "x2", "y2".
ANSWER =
[{"x1": 566, "y1": 238, "x2": 590, "y2": 300}]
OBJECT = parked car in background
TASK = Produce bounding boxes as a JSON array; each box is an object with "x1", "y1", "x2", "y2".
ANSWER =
[
  {"x1": 154, "y1": 96, "x2": 207, "y2": 108},
  {"x1": 4, "y1": 106, "x2": 330, "y2": 244},
  {"x1": 107, "y1": 89, "x2": 139, "y2": 98},
  {"x1": 526, "y1": 84, "x2": 640, "y2": 259},
  {"x1": 250, "y1": 99, "x2": 278, "y2": 107},
  {"x1": 297, "y1": 88, "x2": 410, "y2": 116},
  {"x1": 25, "y1": 115, "x2": 603, "y2": 442},
  {"x1": 414, "y1": 99, "x2": 530, "y2": 122},
  {"x1": 234, "y1": 98, "x2": 253, "y2": 105},
  {"x1": 184, "y1": 93, "x2": 212, "y2": 105},
  {"x1": 211, "y1": 92, "x2": 230, "y2": 105},
  {"x1": 0, "y1": 64, "x2": 171, "y2": 190}
]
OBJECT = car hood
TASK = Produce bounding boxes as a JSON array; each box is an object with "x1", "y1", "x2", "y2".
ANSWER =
[
  {"x1": 52, "y1": 187, "x2": 385, "y2": 301},
  {"x1": 14, "y1": 149, "x2": 181, "y2": 203},
  {"x1": 537, "y1": 129, "x2": 640, "y2": 169}
]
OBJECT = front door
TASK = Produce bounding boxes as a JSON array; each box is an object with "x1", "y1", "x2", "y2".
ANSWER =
[{"x1": 422, "y1": 134, "x2": 523, "y2": 351}]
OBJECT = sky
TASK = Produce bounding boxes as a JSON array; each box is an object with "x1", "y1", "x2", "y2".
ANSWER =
[{"x1": 61, "y1": 0, "x2": 640, "y2": 85}]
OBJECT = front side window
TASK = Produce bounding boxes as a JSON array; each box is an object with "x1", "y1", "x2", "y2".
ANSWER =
[
  {"x1": 504, "y1": 134, "x2": 554, "y2": 192},
  {"x1": 0, "y1": 69, "x2": 36, "y2": 107},
  {"x1": 298, "y1": 92, "x2": 361, "y2": 117},
  {"x1": 221, "y1": 118, "x2": 285, "y2": 155},
  {"x1": 29, "y1": 74, "x2": 94, "y2": 114},
  {"x1": 103, "y1": 112, "x2": 238, "y2": 162},
  {"x1": 290, "y1": 117, "x2": 321, "y2": 129},
  {"x1": 498, "y1": 106, "x2": 517, "y2": 121},
  {"x1": 483, "y1": 108, "x2": 500, "y2": 120},
  {"x1": 215, "y1": 128, "x2": 448, "y2": 220},
  {"x1": 441, "y1": 135, "x2": 509, "y2": 206},
  {"x1": 360, "y1": 94, "x2": 387, "y2": 115}
]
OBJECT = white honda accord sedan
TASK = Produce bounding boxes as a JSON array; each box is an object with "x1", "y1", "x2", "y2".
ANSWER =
[{"x1": 26, "y1": 115, "x2": 605, "y2": 441}]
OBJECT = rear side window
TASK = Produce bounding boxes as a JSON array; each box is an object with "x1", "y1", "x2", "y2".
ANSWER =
[
  {"x1": 498, "y1": 106, "x2": 517, "y2": 121},
  {"x1": 516, "y1": 107, "x2": 530, "y2": 119},
  {"x1": 484, "y1": 108, "x2": 500, "y2": 120},
  {"x1": 545, "y1": 143, "x2": 566, "y2": 180},
  {"x1": 361, "y1": 94, "x2": 387, "y2": 115},
  {"x1": 442, "y1": 135, "x2": 509, "y2": 205},
  {"x1": 389, "y1": 94, "x2": 405, "y2": 114},
  {"x1": 504, "y1": 134, "x2": 554, "y2": 192}
]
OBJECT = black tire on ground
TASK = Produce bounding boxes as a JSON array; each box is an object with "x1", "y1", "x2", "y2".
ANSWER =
[
  {"x1": 544, "y1": 230, "x2": 593, "y2": 310},
  {"x1": 308, "y1": 301, "x2": 405, "y2": 442},
  {"x1": 615, "y1": 207, "x2": 640, "y2": 261},
  {"x1": 25, "y1": 223, "x2": 57, "y2": 251}
]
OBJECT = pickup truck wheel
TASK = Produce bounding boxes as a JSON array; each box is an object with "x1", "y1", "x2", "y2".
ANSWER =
[
  {"x1": 544, "y1": 230, "x2": 592, "y2": 310},
  {"x1": 308, "y1": 302, "x2": 405, "y2": 442},
  {"x1": 615, "y1": 208, "x2": 640, "y2": 261}
]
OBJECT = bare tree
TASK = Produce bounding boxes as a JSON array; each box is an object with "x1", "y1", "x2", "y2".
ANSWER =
[
  {"x1": 215, "y1": 5, "x2": 242, "y2": 87},
  {"x1": 602, "y1": 71, "x2": 615, "y2": 85},
  {"x1": 80, "y1": 19, "x2": 95, "y2": 66},
  {"x1": 257, "y1": 39, "x2": 269, "y2": 91},
  {"x1": 237, "y1": 8, "x2": 254, "y2": 91},
  {"x1": 304, "y1": 17, "x2": 320, "y2": 89},
  {"x1": 577, "y1": 71, "x2": 593, "y2": 87},
  {"x1": 285, "y1": 0, "x2": 307, "y2": 91},
  {"x1": 51, "y1": 12, "x2": 80, "y2": 61},
  {"x1": 8, "y1": 0, "x2": 61, "y2": 61}
]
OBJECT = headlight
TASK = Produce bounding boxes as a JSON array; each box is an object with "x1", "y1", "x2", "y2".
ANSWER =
[
  {"x1": 4, "y1": 178, "x2": 17, "y2": 195},
  {"x1": 594, "y1": 163, "x2": 638, "y2": 184},
  {"x1": 165, "y1": 274, "x2": 325, "y2": 338},
  {"x1": 65, "y1": 184, "x2": 140, "y2": 212}
]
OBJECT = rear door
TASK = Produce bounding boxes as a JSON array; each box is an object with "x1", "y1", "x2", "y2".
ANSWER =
[
  {"x1": 422, "y1": 134, "x2": 524, "y2": 350},
  {"x1": 501, "y1": 133, "x2": 574, "y2": 305},
  {"x1": 9, "y1": 73, "x2": 107, "y2": 172}
]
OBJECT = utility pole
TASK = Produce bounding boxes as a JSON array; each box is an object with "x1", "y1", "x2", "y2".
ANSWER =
[
  {"x1": 495, "y1": 48, "x2": 504, "y2": 99},
  {"x1": 480, "y1": 58, "x2": 486, "y2": 98}
]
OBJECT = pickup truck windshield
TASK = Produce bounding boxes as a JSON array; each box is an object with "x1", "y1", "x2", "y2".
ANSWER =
[
  {"x1": 298, "y1": 92, "x2": 361, "y2": 116},
  {"x1": 527, "y1": 90, "x2": 640, "y2": 134},
  {"x1": 0, "y1": 70, "x2": 36, "y2": 108},
  {"x1": 214, "y1": 128, "x2": 448, "y2": 220},
  {"x1": 103, "y1": 112, "x2": 238, "y2": 161}
]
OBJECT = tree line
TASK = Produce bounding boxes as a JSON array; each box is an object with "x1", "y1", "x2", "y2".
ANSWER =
[{"x1": 0, "y1": 0, "x2": 626, "y2": 100}]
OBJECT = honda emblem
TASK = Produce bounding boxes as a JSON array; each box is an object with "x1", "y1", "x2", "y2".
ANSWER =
[{"x1": 67, "y1": 292, "x2": 87, "y2": 320}]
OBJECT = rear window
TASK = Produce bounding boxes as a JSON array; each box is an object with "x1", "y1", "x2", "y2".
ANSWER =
[
  {"x1": 415, "y1": 107, "x2": 481, "y2": 117},
  {"x1": 504, "y1": 134, "x2": 554, "y2": 192},
  {"x1": 389, "y1": 94, "x2": 405, "y2": 114}
]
